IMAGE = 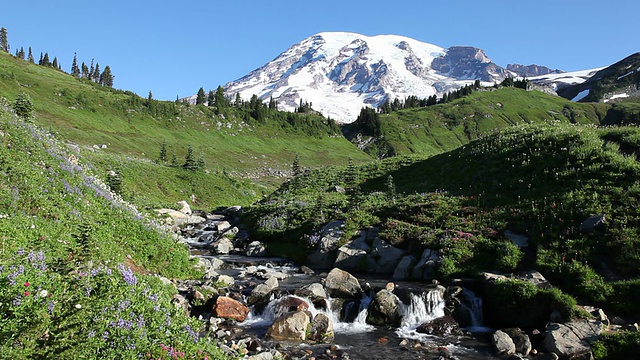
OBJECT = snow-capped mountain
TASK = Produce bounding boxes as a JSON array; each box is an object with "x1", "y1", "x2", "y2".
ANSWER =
[{"x1": 222, "y1": 32, "x2": 516, "y2": 123}]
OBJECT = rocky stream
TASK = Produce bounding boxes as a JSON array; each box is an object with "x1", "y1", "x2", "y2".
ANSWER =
[{"x1": 155, "y1": 203, "x2": 631, "y2": 360}]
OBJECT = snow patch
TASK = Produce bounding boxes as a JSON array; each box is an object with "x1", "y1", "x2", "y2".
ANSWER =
[
  {"x1": 604, "y1": 93, "x2": 630, "y2": 103},
  {"x1": 572, "y1": 89, "x2": 590, "y2": 102},
  {"x1": 618, "y1": 71, "x2": 634, "y2": 80}
]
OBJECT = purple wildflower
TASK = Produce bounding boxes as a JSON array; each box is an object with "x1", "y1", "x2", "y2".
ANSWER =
[
  {"x1": 12, "y1": 296, "x2": 22, "y2": 306},
  {"x1": 117, "y1": 264, "x2": 137, "y2": 286}
]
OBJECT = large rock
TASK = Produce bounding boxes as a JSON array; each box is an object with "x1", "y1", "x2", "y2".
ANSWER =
[
  {"x1": 505, "y1": 230, "x2": 529, "y2": 248},
  {"x1": 334, "y1": 233, "x2": 371, "y2": 271},
  {"x1": 492, "y1": 330, "x2": 516, "y2": 355},
  {"x1": 543, "y1": 320, "x2": 603, "y2": 359},
  {"x1": 245, "y1": 241, "x2": 267, "y2": 257},
  {"x1": 579, "y1": 214, "x2": 605, "y2": 233},
  {"x1": 366, "y1": 289, "x2": 402, "y2": 327},
  {"x1": 176, "y1": 200, "x2": 192, "y2": 215},
  {"x1": 248, "y1": 277, "x2": 279, "y2": 305},
  {"x1": 392, "y1": 255, "x2": 417, "y2": 280},
  {"x1": 274, "y1": 296, "x2": 310, "y2": 313},
  {"x1": 368, "y1": 237, "x2": 404, "y2": 273},
  {"x1": 412, "y1": 249, "x2": 440, "y2": 280},
  {"x1": 213, "y1": 237, "x2": 235, "y2": 254},
  {"x1": 416, "y1": 316, "x2": 460, "y2": 336},
  {"x1": 215, "y1": 220, "x2": 233, "y2": 233},
  {"x1": 519, "y1": 270, "x2": 552, "y2": 289},
  {"x1": 324, "y1": 268, "x2": 362, "y2": 298},
  {"x1": 295, "y1": 283, "x2": 327, "y2": 303},
  {"x1": 306, "y1": 220, "x2": 345, "y2": 269},
  {"x1": 211, "y1": 296, "x2": 250, "y2": 322},
  {"x1": 308, "y1": 313, "x2": 334, "y2": 343},
  {"x1": 502, "y1": 328, "x2": 532, "y2": 355},
  {"x1": 265, "y1": 311, "x2": 311, "y2": 341},
  {"x1": 156, "y1": 208, "x2": 189, "y2": 226}
]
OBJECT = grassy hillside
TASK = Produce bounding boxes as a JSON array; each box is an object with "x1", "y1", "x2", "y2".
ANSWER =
[
  {"x1": 0, "y1": 108, "x2": 228, "y2": 358},
  {"x1": 246, "y1": 123, "x2": 640, "y2": 318},
  {"x1": 0, "y1": 51, "x2": 370, "y2": 209},
  {"x1": 343, "y1": 87, "x2": 609, "y2": 158}
]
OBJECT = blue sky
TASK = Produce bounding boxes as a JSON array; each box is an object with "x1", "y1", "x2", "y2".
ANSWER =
[{"x1": 3, "y1": 0, "x2": 637, "y2": 100}]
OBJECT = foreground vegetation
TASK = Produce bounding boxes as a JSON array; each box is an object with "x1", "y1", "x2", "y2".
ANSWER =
[{"x1": 0, "y1": 109, "x2": 227, "y2": 358}]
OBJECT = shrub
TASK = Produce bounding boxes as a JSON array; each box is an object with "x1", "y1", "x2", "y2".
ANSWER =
[{"x1": 593, "y1": 331, "x2": 640, "y2": 360}]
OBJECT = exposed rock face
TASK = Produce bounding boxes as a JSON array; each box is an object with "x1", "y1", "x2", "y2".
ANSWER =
[
  {"x1": 324, "y1": 268, "x2": 362, "y2": 298},
  {"x1": 501, "y1": 328, "x2": 532, "y2": 356},
  {"x1": 306, "y1": 220, "x2": 345, "y2": 269},
  {"x1": 392, "y1": 255, "x2": 416, "y2": 280},
  {"x1": 334, "y1": 233, "x2": 371, "y2": 271},
  {"x1": 416, "y1": 316, "x2": 460, "y2": 336},
  {"x1": 274, "y1": 296, "x2": 310, "y2": 313},
  {"x1": 507, "y1": 63, "x2": 562, "y2": 77},
  {"x1": 543, "y1": 320, "x2": 603, "y2": 359},
  {"x1": 579, "y1": 214, "x2": 606, "y2": 233},
  {"x1": 265, "y1": 311, "x2": 311, "y2": 341},
  {"x1": 211, "y1": 296, "x2": 250, "y2": 322},
  {"x1": 248, "y1": 277, "x2": 279, "y2": 305},
  {"x1": 366, "y1": 289, "x2": 402, "y2": 327},
  {"x1": 412, "y1": 249, "x2": 440, "y2": 280},
  {"x1": 294, "y1": 283, "x2": 327, "y2": 303},
  {"x1": 245, "y1": 241, "x2": 267, "y2": 257},
  {"x1": 368, "y1": 237, "x2": 404, "y2": 273},
  {"x1": 431, "y1": 46, "x2": 511, "y2": 81}
]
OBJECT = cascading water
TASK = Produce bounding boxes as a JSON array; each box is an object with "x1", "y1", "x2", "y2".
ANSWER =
[
  {"x1": 399, "y1": 289, "x2": 446, "y2": 330},
  {"x1": 332, "y1": 292, "x2": 375, "y2": 334},
  {"x1": 460, "y1": 288, "x2": 492, "y2": 333}
]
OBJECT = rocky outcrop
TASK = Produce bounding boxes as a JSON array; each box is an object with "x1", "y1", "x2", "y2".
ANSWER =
[
  {"x1": 306, "y1": 220, "x2": 345, "y2": 269},
  {"x1": 294, "y1": 283, "x2": 327, "y2": 304},
  {"x1": 507, "y1": 63, "x2": 562, "y2": 77},
  {"x1": 412, "y1": 249, "x2": 440, "y2": 280},
  {"x1": 492, "y1": 330, "x2": 516, "y2": 355},
  {"x1": 432, "y1": 46, "x2": 510, "y2": 82},
  {"x1": 543, "y1": 320, "x2": 603, "y2": 359},
  {"x1": 392, "y1": 255, "x2": 416, "y2": 280},
  {"x1": 366, "y1": 289, "x2": 402, "y2": 327},
  {"x1": 248, "y1": 277, "x2": 279, "y2": 305},
  {"x1": 501, "y1": 328, "x2": 532, "y2": 356}
]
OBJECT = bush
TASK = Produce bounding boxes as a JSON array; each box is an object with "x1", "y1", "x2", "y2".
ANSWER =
[
  {"x1": 593, "y1": 331, "x2": 640, "y2": 360},
  {"x1": 13, "y1": 91, "x2": 34, "y2": 119}
]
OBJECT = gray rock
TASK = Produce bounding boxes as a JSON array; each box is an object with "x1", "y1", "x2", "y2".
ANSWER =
[
  {"x1": 210, "y1": 258, "x2": 225, "y2": 269},
  {"x1": 505, "y1": 230, "x2": 529, "y2": 248},
  {"x1": 324, "y1": 268, "x2": 362, "y2": 298},
  {"x1": 519, "y1": 270, "x2": 552, "y2": 289},
  {"x1": 215, "y1": 220, "x2": 232, "y2": 233},
  {"x1": 579, "y1": 214, "x2": 606, "y2": 233},
  {"x1": 366, "y1": 289, "x2": 402, "y2": 327},
  {"x1": 216, "y1": 275, "x2": 235, "y2": 286},
  {"x1": 502, "y1": 328, "x2": 532, "y2": 355},
  {"x1": 543, "y1": 320, "x2": 603, "y2": 359},
  {"x1": 156, "y1": 209, "x2": 189, "y2": 226},
  {"x1": 248, "y1": 277, "x2": 279, "y2": 305},
  {"x1": 265, "y1": 311, "x2": 311, "y2": 341},
  {"x1": 335, "y1": 233, "x2": 372, "y2": 271},
  {"x1": 245, "y1": 241, "x2": 267, "y2": 257},
  {"x1": 368, "y1": 237, "x2": 404, "y2": 273},
  {"x1": 295, "y1": 283, "x2": 327, "y2": 302},
  {"x1": 392, "y1": 255, "x2": 417, "y2": 280},
  {"x1": 492, "y1": 330, "x2": 516, "y2": 355},
  {"x1": 176, "y1": 200, "x2": 192, "y2": 215},
  {"x1": 187, "y1": 215, "x2": 206, "y2": 225},
  {"x1": 306, "y1": 220, "x2": 345, "y2": 269},
  {"x1": 416, "y1": 316, "x2": 460, "y2": 336},
  {"x1": 213, "y1": 238, "x2": 234, "y2": 254},
  {"x1": 308, "y1": 313, "x2": 334, "y2": 343},
  {"x1": 412, "y1": 249, "x2": 440, "y2": 280}
]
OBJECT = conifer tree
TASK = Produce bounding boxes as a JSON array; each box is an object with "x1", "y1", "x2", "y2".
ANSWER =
[
  {"x1": 158, "y1": 141, "x2": 167, "y2": 163},
  {"x1": 42, "y1": 53, "x2": 50, "y2": 66},
  {"x1": 214, "y1": 86, "x2": 227, "y2": 109},
  {"x1": 170, "y1": 153, "x2": 178, "y2": 167},
  {"x1": 234, "y1": 93, "x2": 242, "y2": 108},
  {"x1": 71, "y1": 53, "x2": 80, "y2": 77},
  {"x1": 52, "y1": 56, "x2": 59, "y2": 69},
  {"x1": 18, "y1": 47, "x2": 24, "y2": 59},
  {"x1": 0, "y1": 27, "x2": 8, "y2": 53},
  {"x1": 89, "y1": 59, "x2": 95, "y2": 80},
  {"x1": 292, "y1": 154, "x2": 301, "y2": 178},
  {"x1": 100, "y1": 65, "x2": 114, "y2": 87},
  {"x1": 195, "y1": 87, "x2": 206, "y2": 105},
  {"x1": 207, "y1": 90, "x2": 215, "y2": 106},
  {"x1": 386, "y1": 175, "x2": 397, "y2": 202},
  {"x1": 13, "y1": 91, "x2": 34, "y2": 119},
  {"x1": 27, "y1": 47, "x2": 34, "y2": 63},
  {"x1": 38, "y1": 52, "x2": 43, "y2": 65},
  {"x1": 182, "y1": 145, "x2": 198, "y2": 170},
  {"x1": 92, "y1": 63, "x2": 100, "y2": 83},
  {"x1": 196, "y1": 151, "x2": 205, "y2": 169}
]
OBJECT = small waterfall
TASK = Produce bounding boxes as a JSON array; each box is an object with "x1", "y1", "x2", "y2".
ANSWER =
[
  {"x1": 461, "y1": 288, "x2": 492, "y2": 333},
  {"x1": 331, "y1": 292, "x2": 375, "y2": 333},
  {"x1": 400, "y1": 289, "x2": 445, "y2": 330}
]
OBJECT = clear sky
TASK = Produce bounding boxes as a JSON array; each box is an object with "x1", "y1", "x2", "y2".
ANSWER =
[{"x1": 2, "y1": 0, "x2": 637, "y2": 100}]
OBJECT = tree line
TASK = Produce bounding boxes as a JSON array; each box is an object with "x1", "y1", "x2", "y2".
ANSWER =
[{"x1": 0, "y1": 26, "x2": 114, "y2": 88}]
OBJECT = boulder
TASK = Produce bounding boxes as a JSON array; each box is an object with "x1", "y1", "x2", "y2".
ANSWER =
[
  {"x1": 265, "y1": 311, "x2": 311, "y2": 341},
  {"x1": 366, "y1": 289, "x2": 402, "y2": 327},
  {"x1": 368, "y1": 237, "x2": 404, "y2": 273},
  {"x1": 295, "y1": 283, "x2": 327, "y2": 303},
  {"x1": 392, "y1": 255, "x2": 417, "y2": 280},
  {"x1": 416, "y1": 316, "x2": 460, "y2": 336},
  {"x1": 245, "y1": 241, "x2": 267, "y2": 257},
  {"x1": 543, "y1": 320, "x2": 603, "y2": 359},
  {"x1": 502, "y1": 328, "x2": 532, "y2": 355},
  {"x1": 412, "y1": 249, "x2": 440, "y2": 280},
  {"x1": 275, "y1": 296, "x2": 310, "y2": 313},
  {"x1": 210, "y1": 258, "x2": 225, "y2": 269},
  {"x1": 324, "y1": 268, "x2": 362, "y2": 298},
  {"x1": 579, "y1": 214, "x2": 605, "y2": 233},
  {"x1": 248, "y1": 277, "x2": 279, "y2": 305},
  {"x1": 215, "y1": 220, "x2": 233, "y2": 233},
  {"x1": 211, "y1": 296, "x2": 250, "y2": 322},
  {"x1": 306, "y1": 220, "x2": 345, "y2": 269},
  {"x1": 505, "y1": 230, "x2": 529, "y2": 248},
  {"x1": 216, "y1": 275, "x2": 235, "y2": 286},
  {"x1": 156, "y1": 209, "x2": 189, "y2": 226},
  {"x1": 492, "y1": 330, "x2": 516, "y2": 355},
  {"x1": 213, "y1": 238, "x2": 235, "y2": 254},
  {"x1": 335, "y1": 233, "x2": 372, "y2": 271},
  {"x1": 187, "y1": 215, "x2": 206, "y2": 225},
  {"x1": 519, "y1": 270, "x2": 552, "y2": 289},
  {"x1": 308, "y1": 313, "x2": 334, "y2": 343}
]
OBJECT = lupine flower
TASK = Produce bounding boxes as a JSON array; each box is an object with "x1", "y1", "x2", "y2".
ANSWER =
[{"x1": 117, "y1": 264, "x2": 137, "y2": 286}]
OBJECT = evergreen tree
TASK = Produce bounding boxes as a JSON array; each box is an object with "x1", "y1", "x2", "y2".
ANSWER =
[
  {"x1": 234, "y1": 93, "x2": 242, "y2": 108},
  {"x1": 42, "y1": 52, "x2": 51, "y2": 66},
  {"x1": 170, "y1": 153, "x2": 178, "y2": 167},
  {"x1": 27, "y1": 47, "x2": 34, "y2": 63},
  {"x1": 13, "y1": 91, "x2": 34, "y2": 119},
  {"x1": 89, "y1": 59, "x2": 95, "y2": 81},
  {"x1": 17, "y1": 47, "x2": 25, "y2": 60},
  {"x1": 81, "y1": 62, "x2": 89, "y2": 78},
  {"x1": 100, "y1": 65, "x2": 114, "y2": 87},
  {"x1": 71, "y1": 53, "x2": 80, "y2": 77},
  {"x1": 182, "y1": 145, "x2": 198, "y2": 170},
  {"x1": 92, "y1": 63, "x2": 100, "y2": 83},
  {"x1": 38, "y1": 52, "x2": 43, "y2": 65},
  {"x1": 158, "y1": 141, "x2": 167, "y2": 163},
  {"x1": 292, "y1": 154, "x2": 301, "y2": 178},
  {"x1": 385, "y1": 175, "x2": 397, "y2": 202},
  {"x1": 0, "y1": 27, "x2": 8, "y2": 53},
  {"x1": 214, "y1": 86, "x2": 227, "y2": 109},
  {"x1": 52, "y1": 56, "x2": 58, "y2": 69},
  {"x1": 196, "y1": 151, "x2": 205, "y2": 169},
  {"x1": 207, "y1": 90, "x2": 215, "y2": 106},
  {"x1": 195, "y1": 87, "x2": 206, "y2": 105},
  {"x1": 314, "y1": 192, "x2": 325, "y2": 224}
]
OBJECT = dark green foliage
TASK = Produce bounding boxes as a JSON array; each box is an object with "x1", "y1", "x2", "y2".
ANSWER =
[
  {"x1": 106, "y1": 169, "x2": 123, "y2": 195},
  {"x1": 0, "y1": 27, "x2": 8, "y2": 53},
  {"x1": 195, "y1": 87, "x2": 206, "y2": 105},
  {"x1": 207, "y1": 90, "x2": 215, "y2": 106},
  {"x1": 158, "y1": 140, "x2": 167, "y2": 163},
  {"x1": 99, "y1": 65, "x2": 114, "y2": 87},
  {"x1": 292, "y1": 154, "x2": 301, "y2": 178},
  {"x1": 13, "y1": 91, "x2": 34, "y2": 119},
  {"x1": 592, "y1": 331, "x2": 640, "y2": 360},
  {"x1": 182, "y1": 145, "x2": 198, "y2": 170},
  {"x1": 385, "y1": 175, "x2": 396, "y2": 201},
  {"x1": 92, "y1": 62, "x2": 100, "y2": 83},
  {"x1": 27, "y1": 47, "x2": 33, "y2": 63},
  {"x1": 214, "y1": 85, "x2": 227, "y2": 111},
  {"x1": 71, "y1": 52, "x2": 80, "y2": 77}
]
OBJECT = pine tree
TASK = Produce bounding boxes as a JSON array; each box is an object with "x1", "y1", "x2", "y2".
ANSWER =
[
  {"x1": 100, "y1": 65, "x2": 114, "y2": 87},
  {"x1": 71, "y1": 53, "x2": 80, "y2": 77},
  {"x1": 27, "y1": 47, "x2": 34, "y2": 63},
  {"x1": 16, "y1": 47, "x2": 25, "y2": 60},
  {"x1": 385, "y1": 175, "x2": 397, "y2": 202},
  {"x1": 0, "y1": 27, "x2": 8, "y2": 53},
  {"x1": 13, "y1": 91, "x2": 34, "y2": 119},
  {"x1": 52, "y1": 56, "x2": 59, "y2": 69},
  {"x1": 158, "y1": 141, "x2": 167, "y2": 163},
  {"x1": 182, "y1": 145, "x2": 198, "y2": 170},
  {"x1": 214, "y1": 86, "x2": 227, "y2": 109},
  {"x1": 195, "y1": 87, "x2": 206, "y2": 105},
  {"x1": 234, "y1": 93, "x2": 242, "y2": 108},
  {"x1": 81, "y1": 62, "x2": 89, "y2": 78},
  {"x1": 292, "y1": 154, "x2": 301, "y2": 178},
  {"x1": 88, "y1": 59, "x2": 95, "y2": 80},
  {"x1": 92, "y1": 63, "x2": 100, "y2": 83},
  {"x1": 170, "y1": 153, "x2": 178, "y2": 167},
  {"x1": 196, "y1": 151, "x2": 205, "y2": 169},
  {"x1": 42, "y1": 53, "x2": 51, "y2": 66},
  {"x1": 207, "y1": 90, "x2": 215, "y2": 106}
]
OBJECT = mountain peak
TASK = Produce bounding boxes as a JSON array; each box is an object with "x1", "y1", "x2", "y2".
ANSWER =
[{"x1": 223, "y1": 32, "x2": 513, "y2": 122}]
